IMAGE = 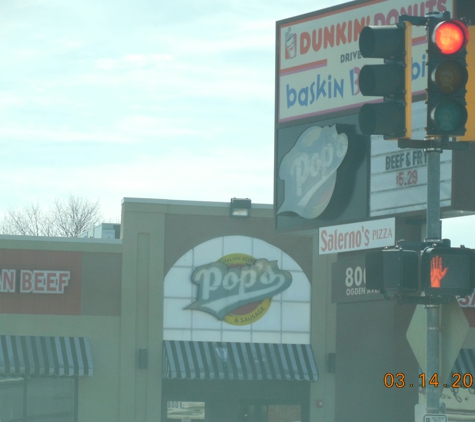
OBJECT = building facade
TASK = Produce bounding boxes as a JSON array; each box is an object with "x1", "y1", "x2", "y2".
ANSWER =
[
  {"x1": 0, "y1": 199, "x2": 325, "y2": 422},
  {"x1": 1, "y1": 198, "x2": 475, "y2": 422}
]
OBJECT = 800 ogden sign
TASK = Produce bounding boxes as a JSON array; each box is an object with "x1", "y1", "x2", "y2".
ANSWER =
[{"x1": 331, "y1": 255, "x2": 382, "y2": 303}]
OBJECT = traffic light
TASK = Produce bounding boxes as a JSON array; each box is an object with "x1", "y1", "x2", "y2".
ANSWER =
[
  {"x1": 421, "y1": 247, "x2": 475, "y2": 296},
  {"x1": 358, "y1": 22, "x2": 412, "y2": 140},
  {"x1": 426, "y1": 18, "x2": 469, "y2": 136},
  {"x1": 366, "y1": 248, "x2": 419, "y2": 297}
]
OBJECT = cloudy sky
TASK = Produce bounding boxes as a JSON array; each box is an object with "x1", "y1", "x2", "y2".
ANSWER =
[
  {"x1": 0, "y1": 0, "x2": 473, "y2": 245},
  {"x1": 0, "y1": 0, "x2": 344, "y2": 219}
]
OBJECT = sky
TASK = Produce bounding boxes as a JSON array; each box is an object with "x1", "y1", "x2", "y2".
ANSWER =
[{"x1": 0, "y1": 0, "x2": 474, "y2": 246}]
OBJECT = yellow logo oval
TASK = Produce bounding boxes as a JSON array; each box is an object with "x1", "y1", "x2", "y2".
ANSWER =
[{"x1": 218, "y1": 253, "x2": 273, "y2": 326}]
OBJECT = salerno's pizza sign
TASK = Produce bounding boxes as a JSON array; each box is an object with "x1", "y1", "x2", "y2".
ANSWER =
[
  {"x1": 187, "y1": 254, "x2": 292, "y2": 325},
  {"x1": 0, "y1": 269, "x2": 70, "y2": 294}
]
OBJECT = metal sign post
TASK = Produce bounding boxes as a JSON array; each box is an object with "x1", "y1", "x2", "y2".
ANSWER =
[{"x1": 425, "y1": 142, "x2": 443, "y2": 415}]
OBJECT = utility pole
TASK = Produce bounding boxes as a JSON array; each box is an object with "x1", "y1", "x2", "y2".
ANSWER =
[{"x1": 425, "y1": 142, "x2": 442, "y2": 415}]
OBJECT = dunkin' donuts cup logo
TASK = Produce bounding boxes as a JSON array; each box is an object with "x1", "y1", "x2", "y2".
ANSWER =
[
  {"x1": 186, "y1": 253, "x2": 292, "y2": 325},
  {"x1": 285, "y1": 27, "x2": 297, "y2": 60}
]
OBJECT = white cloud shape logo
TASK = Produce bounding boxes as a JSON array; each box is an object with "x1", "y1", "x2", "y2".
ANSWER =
[{"x1": 278, "y1": 125, "x2": 348, "y2": 219}]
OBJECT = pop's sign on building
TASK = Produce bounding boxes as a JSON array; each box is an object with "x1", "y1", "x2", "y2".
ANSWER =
[
  {"x1": 319, "y1": 217, "x2": 395, "y2": 255},
  {"x1": 277, "y1": 0, "x2": 453, "y2": 123},
  {"x1": 187, "y1": 254, "x2": 292, "y2": 323}
]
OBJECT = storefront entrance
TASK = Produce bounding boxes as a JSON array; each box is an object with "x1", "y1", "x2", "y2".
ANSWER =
[{"x1": 163, "y1": 380, "x2": 309, "y2": 422}]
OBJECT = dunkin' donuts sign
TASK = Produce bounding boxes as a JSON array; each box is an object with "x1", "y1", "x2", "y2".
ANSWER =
[
  {"x1": 187, "y1": 254, "x2": 292, "y2": 325},
  {"x1": 277, "y1": 0, "x2": 453, "y2": 122}
]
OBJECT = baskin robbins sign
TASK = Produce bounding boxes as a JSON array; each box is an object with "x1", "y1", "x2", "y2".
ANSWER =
[{"x1": 163, "y1": 236, "x2": 311, "y2": 342}]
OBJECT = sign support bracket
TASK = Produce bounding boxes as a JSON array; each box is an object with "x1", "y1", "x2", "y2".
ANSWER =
[{"x1": 398, "y1": 138, "x2": 471, "y2": 151}]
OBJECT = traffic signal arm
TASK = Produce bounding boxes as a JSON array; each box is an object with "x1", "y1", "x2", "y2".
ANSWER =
[{"x1": 404, "y1": 22, "x2": 412, "y2": 140}]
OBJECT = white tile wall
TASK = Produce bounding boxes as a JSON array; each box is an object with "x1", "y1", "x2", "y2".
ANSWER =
[
  {"x1": 173, "y1": 249, "x2": 193, "y2": 267},
  {"x1": 222, "y1": 331, "x2": 252, "y2": 343},
  {"x1": 192, "y1": 308, "x2": 223, "y2": 330},
  {"x1": 252, "y1": 238, "x2": 283, "y2": 262},
  {"x1": 223, "y1": 236, "x2": 252, "y2": 256},
  {"x1": 282, "y1": 302, "x2": 310, "y2": 332},
  {"x1": 163, "y1": 329, "x2": 192, "y2": 341},
  {"x1": 164, "y1": 267, "x2": 193, "y2": 297},
  {"x1": 282, "y1": 271, "x2": 311, "y2": 301},
  {"x1": 193, "y1": 237, "x2": 223, "y2": 266},
  {"x1": 191, "y1": 330, "x2": 222, "y2": 342},
  {"x1": 251, "y1": 331, "x2": 282, "y2": 344},
  {"x1": 163, "y1": 298, "x2": 192, "y2": 328},
  {"x1": 282, "y1": 332, "x2": 310, "y2": 344},
  {"x1": 251, "y1": 301, "x2": 281, "y2": 331}
]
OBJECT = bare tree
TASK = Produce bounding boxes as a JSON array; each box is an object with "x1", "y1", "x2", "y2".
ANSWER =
[{"x1": 0, "y1": 196, "x2": 103, "y2": 237}]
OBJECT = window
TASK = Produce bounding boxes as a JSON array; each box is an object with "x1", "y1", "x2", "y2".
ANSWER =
[
  {"x1": 239, "y1": 401, "x2": 302, "y2": 422},
  {"x1": 167, "y1": 401, "x2": 205, "y2": 420},
  {"x1": 0, "y1": 377, "x2": 77, "y2": 422}
]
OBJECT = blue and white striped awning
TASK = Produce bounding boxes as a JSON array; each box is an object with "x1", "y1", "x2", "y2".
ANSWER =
[
  {"x1": 0, "y1": 335, "x2": 94, "y2": 377},
  {"x1": 452, "y1": 348, "x2": 475, "y2": 376},
  {"x1": 163, "y1": 340, "x2": 318, "y2": 381}
]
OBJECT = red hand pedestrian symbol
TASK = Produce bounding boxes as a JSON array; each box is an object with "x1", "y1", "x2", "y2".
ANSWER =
[{"x1": 430, "y1": 255, "x2": 448, "y2": 288}]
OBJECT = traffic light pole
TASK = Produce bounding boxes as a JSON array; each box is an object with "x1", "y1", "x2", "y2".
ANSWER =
[{"x1": 425, "y1": 142, "x2": 443, "y2": 415}]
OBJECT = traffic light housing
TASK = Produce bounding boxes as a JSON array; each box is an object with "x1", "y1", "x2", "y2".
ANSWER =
[
  {"x1": 366, "y1": 248, "x2": 419, "y2": 297},
  {"x1": 358, "y1": 22, "x2": 412, "y2": 140},
  {"x1": 426, "y1": 18, "x2": 469, "y2": 136},
  {"x1": 458, "y1": 26, "x2": 475, "y2": 141},
  {"x1": 421, "y1": 247, "x2": 475, "y2": 296}
]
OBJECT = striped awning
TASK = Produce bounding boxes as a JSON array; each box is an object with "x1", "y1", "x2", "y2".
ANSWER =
[
  {"x1": 426, "y1": 349, "x2": 475, "y2": 386},
  {"x1": 0, "y1": 335, "x2": 94, "y2": 377},
  {"x1": 452, "y1": 348, "x2": 475, "y2": 376},
  {"x1": 163, "y1": 340, "x2": 318, "y2": 381}
]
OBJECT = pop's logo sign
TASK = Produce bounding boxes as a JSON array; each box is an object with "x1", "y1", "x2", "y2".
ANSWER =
[
  {"x1": 278, "y1": 125, "x2": 348, "y2": 219},
  {"x1": 186, "y1": 254, "x2": 292, "y2": 325}
]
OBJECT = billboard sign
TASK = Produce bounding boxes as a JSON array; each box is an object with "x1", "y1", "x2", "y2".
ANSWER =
[{"x1": 276, "y1": 0, "x2": 453, "y2": 124}]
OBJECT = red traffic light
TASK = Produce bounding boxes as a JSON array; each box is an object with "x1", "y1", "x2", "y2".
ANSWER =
[
  {"x1": 426, "y1": 18, "x2": 469, "y2": 136},
  {"x1": 433, "y1": 20, "x2": 469, "y2": 55}
]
